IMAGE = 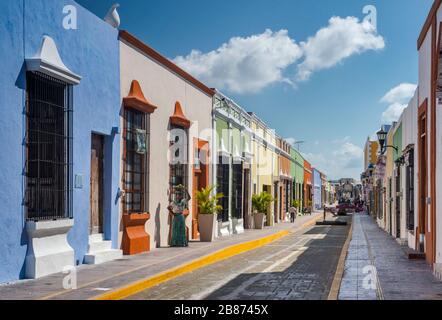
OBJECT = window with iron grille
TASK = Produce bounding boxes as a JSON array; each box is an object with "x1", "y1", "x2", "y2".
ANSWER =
[
  {"x1": 232, "y1": 163, "x2": 243, "y2": 219},
  {"x1": 285, "y1": 181, "x2": 290, "y2": 212},
  {"x1": 123, "y1": 108, "x2": 149, "y2": 213},
  {"x1": 406, "y1": 151, "x2": 415, "y2": 231},
  {"x1": 217, "y1": 157, "x2": 230, "y2": 222},
  {"x1": 169, "y1": 125, "x2": 188, "y2": 202},
  {"x1": 25, "y1": 72, "x2": 73, "y2": 221}
]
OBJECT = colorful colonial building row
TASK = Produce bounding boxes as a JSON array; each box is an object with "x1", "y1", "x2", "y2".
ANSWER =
[
  {"x1": 361, "y1": 0, "x2": 442, "y2": 280},
  {"x1": 0, "y1": 0, "x2": 334, "y2": 284}
]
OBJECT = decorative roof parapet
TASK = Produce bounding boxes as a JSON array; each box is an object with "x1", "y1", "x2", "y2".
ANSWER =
[
  {"x1": 26, "y1": 36, "x2": 81, "y2": 85},
  {"x1": 170, "y1": 101, "x2": 191, "y2": 129},
  {"x1": 123, "y1": 80, "x2": 158, "y2": 114}
]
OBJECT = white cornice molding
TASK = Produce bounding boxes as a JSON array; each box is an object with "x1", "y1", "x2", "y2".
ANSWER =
[{"x1": 26, "y1": 36, "x2": 81, "y2": 85}]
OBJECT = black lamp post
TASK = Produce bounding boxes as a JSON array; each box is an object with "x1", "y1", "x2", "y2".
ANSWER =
[{"x1": 377, "y1": 128, "x2": 398, "y2": 155}]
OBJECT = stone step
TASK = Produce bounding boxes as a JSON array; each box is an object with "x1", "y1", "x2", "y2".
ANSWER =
[
  {"x1": 89, "y1": 233, "x2": 104, "y2": 243},
  {"x1": 88, "y1": 240, "x2": 112, "y2": 253},
  {"x1": 84, "y1": 249, "x2": 123, "y2": 265}
]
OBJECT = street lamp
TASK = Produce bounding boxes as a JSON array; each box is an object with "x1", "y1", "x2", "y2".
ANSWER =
[{"x1": 377, "y1": 128, "x2": 398, "y2": 155}]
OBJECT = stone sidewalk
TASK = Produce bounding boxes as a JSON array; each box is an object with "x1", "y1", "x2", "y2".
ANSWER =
[
  {"x1": 0, "y1": 212, "x2": 324, "y2": 300},
  {"x1": 339, "y1": 213, "x2": 442, "y2": 300}
]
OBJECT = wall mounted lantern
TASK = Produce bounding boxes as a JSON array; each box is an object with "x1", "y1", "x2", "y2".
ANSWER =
[{"x1": 377, "y1": 128, "x2": 398, "y2": 155}]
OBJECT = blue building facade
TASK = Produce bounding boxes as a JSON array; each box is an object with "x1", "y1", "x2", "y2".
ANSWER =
[
  {"x1": 312, "y1": 168, "x2": 322, "y2": 210},
  {"x1": 0, "y1": 0, "x2": 121, "y2": 283}
]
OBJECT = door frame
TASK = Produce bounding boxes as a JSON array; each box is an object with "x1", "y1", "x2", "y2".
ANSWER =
[
  {"x1": 242, "y1": 167, "x2": 251, "y2": 229},
  {"x1": 418, "y1": 99, "x2": 431, "y2": 258},
  {"x1": 395, "y1": 166, "x2": 401, "y2": 238},
  {"x1": 192, "y1": 138, "x2": 209, "y2": 240},
  {"x1": 90, "y1": 133, "x2": 105, "y2": 235}
]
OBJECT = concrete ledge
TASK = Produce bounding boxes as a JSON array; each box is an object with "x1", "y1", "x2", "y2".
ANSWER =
[
  {"x1": 218, "y1": 221, "x2": 231, "y2": 237},
  {"x1": 232, "y1": 218, "x2": 245, "y2": 235},
  {"x1": 25, "y1": 219, "x2": 75, "y2": 279},
  {"x1": 434, "y1": 263, "x2": 442, "y2": 281}
]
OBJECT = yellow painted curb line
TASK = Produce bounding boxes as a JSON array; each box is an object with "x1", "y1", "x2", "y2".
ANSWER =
[
  {"x1": 92, "y1": 230, "x2": 291, "y2": 300},
  {"x1": 328, "y1": 216, "x2": 353, "y2": 300}
]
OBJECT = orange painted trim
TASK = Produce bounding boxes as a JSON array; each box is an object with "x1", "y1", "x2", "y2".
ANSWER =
[
  {"x1": 170, "y1": 101, "x2": 191, "y2": 129},
  {"x1": 122, "y1": 213, "x2": 150, "y2": 255},
  {"x1": 192, "y1": 138, "x2": 210, "y2": 240},
  {"x1": 430, "y1": 19, "x2": 439, "y2": 264},
  {"x1": 418, "y1": 0, "x2": 442, "y2": 50},
  {"x1": 119, "y1": 30, "x2": 215, "y2": 97},
  {"x1": 123, "y1": 80, "x2": 158, "y2": 114}
]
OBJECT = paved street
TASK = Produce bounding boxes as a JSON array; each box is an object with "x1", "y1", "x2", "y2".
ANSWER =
[
  {"x1": 0, "y1": 212, "x2": 325, "y2": 300},
  {"x1": 339, "y1": 213, "x2": 442, "y2": 300},
  {"x1": 126, "y1": 216, "x2": 351, "y2": 300}
]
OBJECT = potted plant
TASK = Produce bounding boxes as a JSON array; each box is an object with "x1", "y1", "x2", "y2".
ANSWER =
[
  {"x1": 196, "y1": 186, "x2": 223, "y2": 242},
  {"x1": 252, "y1": 192, "x2": 274, "y2": 229}
]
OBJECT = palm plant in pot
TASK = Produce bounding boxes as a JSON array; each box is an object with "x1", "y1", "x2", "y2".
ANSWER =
[
  {"x1": 196, "y1": 186, "x2": 223, "y2": 242},
  {"x1": 252, "y1": 192, "x2": 274, "y2": 229},
  {"x1": 292, "y1": 200, "x2": 301, "y2": 216}
]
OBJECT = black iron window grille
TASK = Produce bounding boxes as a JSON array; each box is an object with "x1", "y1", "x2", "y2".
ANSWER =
[
  {"x1": 217, "y1": 156, "x2": 230, "y2": 222},
  {"x1": 25, "y1": 72, "x2": 73, "y2": 221},
  {"x1": 123, "y1": 108, "x2": 149, "y2": 213},
  {"x1": 169, "y1": 125, "x2": 188, "y2": 202},
  {"x1": 232, "y1": 163, "x2": 243, "y2": 219}
]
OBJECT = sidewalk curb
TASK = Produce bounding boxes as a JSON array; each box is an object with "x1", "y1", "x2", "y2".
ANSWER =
[
  {"x1": 93, "y1": 214, "x2": 324, "y2": 300},
  {"x1": 327, "y1": 215, "x2": 353, "y2": 300},
  {"x1": 92, "y1": 230, "x2": 290, "y2": 300}
]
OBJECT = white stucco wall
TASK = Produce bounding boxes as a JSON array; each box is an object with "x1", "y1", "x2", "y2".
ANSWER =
[
  {"x1": 119, "y1": 40, "x2": 213, "y2": 249},
  {"x1": 418, "y1": 27, "x2": 433, "y2": 253},
  {"x1": 402, "y1": 92, "x2": 418, "y2": 249}
]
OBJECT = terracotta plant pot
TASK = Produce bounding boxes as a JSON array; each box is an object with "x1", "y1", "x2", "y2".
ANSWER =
[
  {"x1": 254, "y1": 213, "x2": 265, "y2": 230},
  {"x1": 198, "y1": 214, "x2": 217, "y2": 242},
  {"x1": 122, "y1": 213, "x2": 150, "y2": 255}
]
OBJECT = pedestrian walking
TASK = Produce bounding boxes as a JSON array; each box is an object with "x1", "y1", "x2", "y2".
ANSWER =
[{"x1": 289, "y1": 206, "x2": 297, "y2": 223}]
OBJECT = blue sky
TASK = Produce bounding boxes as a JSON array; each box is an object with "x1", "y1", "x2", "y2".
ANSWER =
[{"x1": 77, "y1": 0, "x2": 432, "y2": 180}]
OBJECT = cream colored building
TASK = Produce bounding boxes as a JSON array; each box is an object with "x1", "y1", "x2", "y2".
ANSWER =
[
  {"x1": 383, "y1": 123, "x2": 396, "y2": 234},
  {"x1": 119, "y1": 31, "x2": 214, "y2": 251}
]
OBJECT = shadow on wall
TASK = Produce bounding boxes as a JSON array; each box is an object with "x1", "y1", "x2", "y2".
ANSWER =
[
  {"x1": 204, "y1": 218, "x2": 350, "y2": 300},
  {"x1": 17, "y1": 62, "x2": 28, "y2": 279}
]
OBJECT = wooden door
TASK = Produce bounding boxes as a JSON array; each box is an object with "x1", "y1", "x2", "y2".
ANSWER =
[{"x1": 90, "y1": 134, "x2": 104, "y2": 235}]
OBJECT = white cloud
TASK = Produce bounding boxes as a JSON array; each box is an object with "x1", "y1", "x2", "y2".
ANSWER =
[
  {"x1": 381, "y1": 83, "x2": 417, "y2": 104},
  {"x1": 174, "y1": 16, "x2": 385, "y2": 94},
  {"x1": 334, "y1": 142, "x2": 364, "y2": 159},
  {"x1": 381, "y1": 103, "x2": 407, "y2": 123},
  {"x1": 380, "y1": 83, "x2": 417, "y2": 123},
  {"x1": 303, "y1": 139, "x2": 363, "y2": 179},
  {"x1": 296, "y1": 16, "x2": 385, "y2": 81},
  {"x1": 174, "y1": 29, "x2": 302, "y2": 94}
]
